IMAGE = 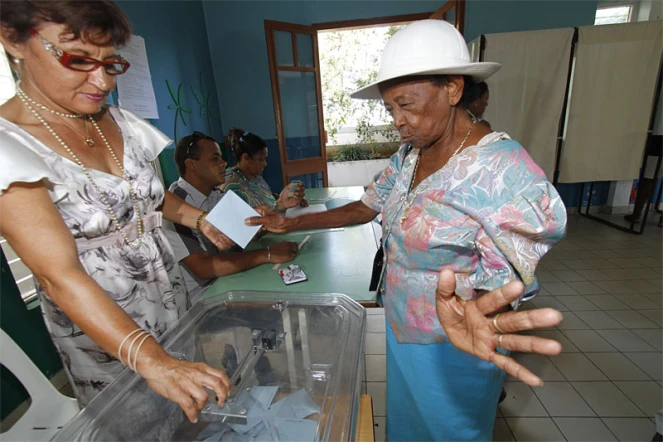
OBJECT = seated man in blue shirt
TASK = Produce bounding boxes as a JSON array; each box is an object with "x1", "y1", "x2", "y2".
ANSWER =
[{"x1": 165, "y1": 131, "x2": 298, "y2": 305}]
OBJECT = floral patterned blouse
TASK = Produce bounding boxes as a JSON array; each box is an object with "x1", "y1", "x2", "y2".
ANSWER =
[
  {"x1": 362, "y1": 132, "x2": 567, "y2": 344},
  {"x1": 220, "y1": 166, "x2": 276, "y2": 208}
]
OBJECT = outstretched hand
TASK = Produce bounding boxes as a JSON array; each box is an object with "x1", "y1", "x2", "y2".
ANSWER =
[
  {"x1": 245, "y1": 205, "x2": 292, "y2": 233},
  {"x1": 199, "y1": 219, "x2": 234, "y2": 250},
  {"x1": 435, "y1": 269, "x2": 563, "y2": 386}
]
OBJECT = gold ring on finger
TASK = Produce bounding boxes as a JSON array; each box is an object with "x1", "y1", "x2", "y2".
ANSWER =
[{"x1": 493, "y1": 313, "x2": 505, "y2": 334}]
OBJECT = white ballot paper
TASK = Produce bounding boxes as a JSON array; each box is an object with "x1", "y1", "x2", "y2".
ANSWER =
[{"x1": 205, "y1": 190, "x2": 261, "y2": 248}]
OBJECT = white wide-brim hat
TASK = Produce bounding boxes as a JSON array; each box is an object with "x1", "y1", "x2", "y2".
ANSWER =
[{"x1": 351, "y1": 20, "x2": 501, "y2": 100}]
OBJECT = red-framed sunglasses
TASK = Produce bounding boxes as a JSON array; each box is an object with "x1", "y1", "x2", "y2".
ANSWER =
[{"x1": 29, "y1": 29, "x2": 130, "y2": 75}]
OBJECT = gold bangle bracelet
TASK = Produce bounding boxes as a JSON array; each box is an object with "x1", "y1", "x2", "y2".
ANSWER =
[{"x1": 196, "y1": 211, "x2": 207, "y2": 231}]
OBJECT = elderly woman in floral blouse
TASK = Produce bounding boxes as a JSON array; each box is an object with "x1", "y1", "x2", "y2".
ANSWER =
[{"x1": 248, "y1": 20, "x2": 567, "y2": 441}]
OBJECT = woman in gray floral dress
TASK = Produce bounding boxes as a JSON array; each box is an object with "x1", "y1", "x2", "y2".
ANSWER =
[{"x1": 0, "y1": 0, "x2": 232, "y2": 421}]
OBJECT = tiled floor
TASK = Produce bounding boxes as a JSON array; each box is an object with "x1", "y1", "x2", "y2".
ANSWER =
[{"x1": 361, "y1": 214, "x2": 662, "y2": 441}]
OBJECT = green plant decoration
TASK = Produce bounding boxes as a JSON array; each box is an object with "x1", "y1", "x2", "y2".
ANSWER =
[
  {"x1": 191, "y1": 71, "x2": 216, "y2": 131},
  {"x1": 166, "y1": 79, "x2": 191, "y2": 141}
]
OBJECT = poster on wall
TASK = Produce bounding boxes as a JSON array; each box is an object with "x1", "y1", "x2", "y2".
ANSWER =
[{"x1": 116, "y1": 35, "x2": 159, "y2": 119}]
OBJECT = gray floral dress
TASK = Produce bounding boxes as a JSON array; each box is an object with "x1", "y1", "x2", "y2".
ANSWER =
[{"x1": 0, "y1": 106, "x2": 187, "y2": 406}]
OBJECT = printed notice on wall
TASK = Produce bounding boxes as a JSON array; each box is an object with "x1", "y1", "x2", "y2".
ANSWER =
[{"x1": 116, "y1": 35, "x2": 159, "y2": 119}]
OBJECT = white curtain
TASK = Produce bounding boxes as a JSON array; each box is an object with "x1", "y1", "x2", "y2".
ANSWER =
[
  {"x1": 559, "y1": 21, "x2": 663, "y2": 183},
  {"x1": 467, "y1": 36, "x2": 481, "y2": 63},
  {"x1": 482, "y1": 28, "x2": 575, "y2": 179}
]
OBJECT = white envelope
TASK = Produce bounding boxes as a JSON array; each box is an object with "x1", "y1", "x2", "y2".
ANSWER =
[{"x1": 205, "y1": 190, "x2": 261, "y2": 248}]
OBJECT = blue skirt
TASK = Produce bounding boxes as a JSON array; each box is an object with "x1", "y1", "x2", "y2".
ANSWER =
[{"x1": 386, "y1": 322, "x2": 505, "y2": 441}]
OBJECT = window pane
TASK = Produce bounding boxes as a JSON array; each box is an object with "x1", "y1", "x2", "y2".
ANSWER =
[
  {"x1": 275, "y1": 31, "x2": 294, "y2": 67},
  {"x1": 595, "y1": 6, "x2": 631, "y2": 25},
  {"x1": 278, "y1": 70, "x2": 321, "y2": 160},
  {"x1": 288, "y1": 172, "x2": 323, "y2": 189},
  {"x1": 296, "y1": 33, "x2": 315, "y2": 67}
]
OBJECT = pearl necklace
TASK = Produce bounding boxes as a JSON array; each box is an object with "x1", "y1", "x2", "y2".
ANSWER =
[
  {"x1": 16, "y1": 89, "x2": 145, "y2": 250},
  {"x1": 16, "y1": 86, "x2": 83, "y2": 118},
  {"x1": 400, "y1": 119, "x2": 477, "y2": 225}
]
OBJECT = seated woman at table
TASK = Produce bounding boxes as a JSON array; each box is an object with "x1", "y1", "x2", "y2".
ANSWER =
[
  {"x1": 465, "y1": 81, "x2": 492, "y2": 130},
  {"x1": 221, "y1": 127, "x2": 306, "y2": 211},
  {"x1": 248, "y1": 20, "x2": 567, "y2": 441}
]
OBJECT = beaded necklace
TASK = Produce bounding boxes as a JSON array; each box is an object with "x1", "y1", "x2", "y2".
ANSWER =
[
  {"x1": 400, "y1": 119, "x2": 476, "y2": 225},
  {"x1": 16, "y1": 87, "x2": 144, "y2": 249}
]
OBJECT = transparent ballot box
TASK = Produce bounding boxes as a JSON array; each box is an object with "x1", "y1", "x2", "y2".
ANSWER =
[{"x1": 53, "y1": 291, "x2": 366, "y2": 441}]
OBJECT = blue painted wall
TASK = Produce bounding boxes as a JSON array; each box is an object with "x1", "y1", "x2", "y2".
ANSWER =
[
  {"x1": 202, "y1": 0, "x2": 598, "y2": 195},
  {"x1": 117, "y1": 0, "x2": 224, "y2": 187}
]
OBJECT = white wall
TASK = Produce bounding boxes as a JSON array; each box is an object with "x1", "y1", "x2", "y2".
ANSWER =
[{"x1": 328, "y1": 159, "x2": 389, "y2": 187}]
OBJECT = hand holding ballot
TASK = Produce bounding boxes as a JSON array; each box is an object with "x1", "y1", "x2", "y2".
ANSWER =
[{"x1": 205, "y1": 190, "x2": 262, "y2": 248}]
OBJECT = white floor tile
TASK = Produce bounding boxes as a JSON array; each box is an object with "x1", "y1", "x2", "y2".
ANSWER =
[
  {"x1": 571, "y1": 382, "x2": 644, "y2": 417},
  {"x1": 584, "y1": 259, "x2": 622, "y2": 270},
  {"x1": 632, "y1": 268, "x2": 663, "y2": 279},
  {"x1": 583, "y1": 294, "x2": 630, "y2": 310},
  {"x1": 527, "y1": 330, "x2": 580, "y2": 352},
  {"x1": 603, "y1": 268, "x2": 642, "y2": 281},
  {"x1": 596, "y1": 330, "x2": 657, "y2": 352},
  {"x1": 561, "y1": 330, "x2": 617, "y2": 352},
  {"x1": 574, "y1": 311, "x2": 625, "y2": 329},
  {"x1": 575, "y1": 269, "x2": 615, "y2": 281},
  {"x1": 553, "y1": 417, "x2": 617, "y2": 441},
  {"x1": 594, "y1": 280, "x2": 639, "y2": 294},
  {"x1": 562, "y1": 260, "x2": 596, "y2": 270},
  {"x1": 549, "y1": 353, "x2": 607, "y2": 381},
  {"x1": 366, "y1": 315, "x2": 386, "y2": 333},
  {"x1": 539, "y1": 260, "x2": 570, "y2": 271},
  {"x1": 584, "y1": 352, "x2": 650, "y2": 380},
  {"x1": 530, "y1": 297, "x2": 569, "y2": 312},
  {"x1": 592, "y1": 250, "x2": 625, "y2": 260},
  {"x1": 606, "y1": 310, "x2": 659, "y2": 329},
  {"x1": 556, "y1": 312, "x2": 592, "y2": 330},
  {"x1": 624, "y1": 352, "x2": 663, "y2": 380},
  {"x1": 364, "y1": 333, "x2": 386, "y2": 355},
  {"x1": 632, "y1": 329, "x2": 663, "y2": 351},
  {"x1": 505, "y1": 417, "x2": 565, "y2": 441},
  {"x1": 643, "y1": 292, "x2": 663, "y2": 306},
  {"x1": 536, "y1": 270, "x2": 561, "y2": 283},
  {"x1": 532, "y1": 382, "x2": 595, "y2": 417},
  {"x1": 617, "y1": 294, "x2": 661, "y2": 310},
  {"x1": 638, "y1": 309, "x2": 662, "y2": 326},
  {"x1": 614, "y1": 381, "x2": 663, "y2": 416},
  {"x1": 366, "y1": 307, "x2": 384, "y2": 315},
  {"x1": 550, "y1": 270, "x2": 587, "y2": 282},
  {"x1": 365, "y1": 355, "x2": 386, "y2": 382},
  {"x1": 498, "y1": 382, "x2": 549, "y2": 417},
  {"x1": 607, "y1": 258, "x2": 645, "y2": 269},
  {"x1": 366, "y1": 382, "x2": 386, "y2": 417},
  {"x1": 493, "y1": 418, "x2": 515, "y2": 442},
  {"x1": 374, "y1": 416, "x2": 386, "y2": 442},
  {"x1": 601, "y1": 418, "x2": 656, "y2": 441},
  {"x1": 621, "y1": 279, "x2": 662, "y2": 293},
  {"x1": 542, "y1": 282, "x2": 579, "y2": 296},
  {"x1": 556, "y1": 295, "x2": 600, "y2": 311},
  {"x1": 506, "y1": 354, "x2": 565, "y2": 382},
  {"x1": 566, "y1": 281, "x2": 607, "y2": 295}
]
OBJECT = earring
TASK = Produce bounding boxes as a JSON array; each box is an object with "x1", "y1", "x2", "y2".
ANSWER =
[{"x1": 11, "y1": 57, "x2": 21, "y2": 64}]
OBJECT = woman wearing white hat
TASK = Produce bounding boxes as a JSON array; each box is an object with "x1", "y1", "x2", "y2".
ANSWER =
[{"x1": 249, "y1": 20, "x2": 567, "y2": 440}]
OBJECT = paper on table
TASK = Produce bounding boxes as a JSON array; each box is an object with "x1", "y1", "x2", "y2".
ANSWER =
[
  {"x1": 285, "y1": 204, "x2": 326, "y2": 219},
  {"x1": 205, "y1": 190, "x2": 261, "y2": 248}
]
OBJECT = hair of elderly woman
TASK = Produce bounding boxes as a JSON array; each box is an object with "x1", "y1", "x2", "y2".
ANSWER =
[
  {"x1": 227, "y1": 128, "x2": 267, "y2": 163},
  {"x1": 174, "y1": 132, "x2": 219, "y2": 177},
  {"x1": 0, "y1": 0, "x2": 132, "y2": 48},
  {"x1": 424, "y1": 75, "x2": 485, "y2": 110}
]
